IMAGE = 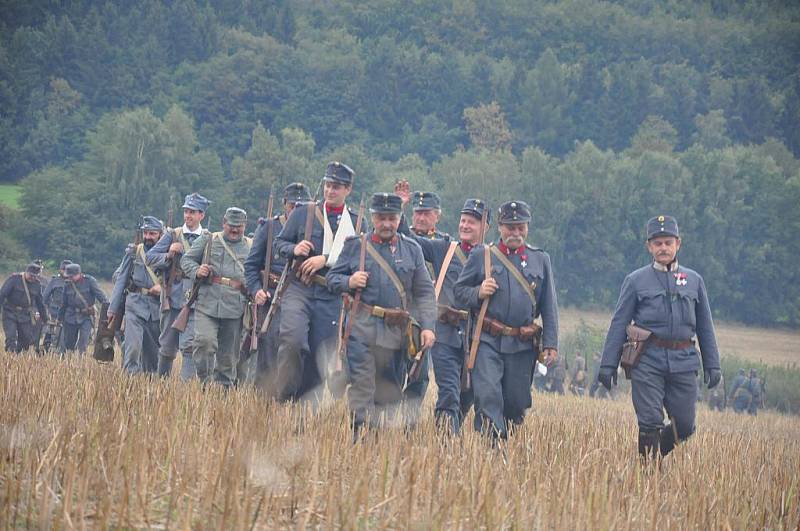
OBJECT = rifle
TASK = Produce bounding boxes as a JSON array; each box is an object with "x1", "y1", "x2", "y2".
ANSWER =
[
  {"x1": 296, "y1": 179, "x2": 324, "y2": 285},
  {"x1": 161, "y1": 194, "x2": 175, "y2": 312},
  {"x1": 172, "y1": 230, "x2": 213, "y2": 332},
  {"x1": 246, "y1": 190, "x2": 274, "y2": 354},
  {"x1": 464, "y1": 206, "x2": 490, "y2": 390}
]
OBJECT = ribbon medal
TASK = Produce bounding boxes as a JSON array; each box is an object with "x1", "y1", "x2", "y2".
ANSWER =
[{"x1": 674, "y1": 272, "x2": 688, "y2": 286}]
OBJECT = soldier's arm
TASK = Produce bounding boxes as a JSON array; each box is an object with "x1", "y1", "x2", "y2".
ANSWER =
[
  {"x1": 34, "y1": 284, "x2": 46, "y2": 318},
  {"x1": 599, "y1": 275, "x2": 637, "y2": 370},
  {"x1": 109, "y1": 254, "x2": 133, "y2": 315},
  {"x1": 409, "y1": 240, "x2": 437, "y2": 331},
  {"x1": 538, "y1": 253, "x2": 559, "y2": 350},
  {"x1": 244, "y1": 219, "x2": 268, "y2": 296},
  {"x1": 90, "y1": 276, "x2": 109, "y2": 305},
  {"x1": 325, "y1": 238, "x2": 358, "y2": 295},
  {"x1": 145, "y1": 230, "x2": 174, "y2": 271},
  {"x1": 275, "y1": 204, "x2": 305, "y2": 259},
  {"x1": 0, "y1": 276, "x2": 13, "y2": 308},
  {"x1": 180, "y1": 232, "x2": 208, "y2": 280},
  {"x1": 42, "y1": 279, "x2": 55, "y2": 306},
  {"x1": 453, "y1": 246, "x2": 484, "y2": 310},
  {"x1": 57, "y1": 289, "x2": 67, "y2": 322},
  {"x1": 695, "y1": 275, "x2": 721, "y2": 370}
]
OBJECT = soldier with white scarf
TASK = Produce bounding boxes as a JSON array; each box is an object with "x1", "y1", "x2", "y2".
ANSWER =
[{"x1": 273, "y1": 162, "x2": 360, "y2": 401}]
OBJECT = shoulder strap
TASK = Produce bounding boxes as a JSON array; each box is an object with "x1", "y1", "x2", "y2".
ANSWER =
[
  {"x1": 434, "y1": 241, "x2": 459, "y2": 302},
  {"x1": 137, "y1": 243, "x2": 161, "y2": 286},
  {"x1": 71, "y1": 280, "x2": 91, "y2": 311},
  {"x1": 365, "y1": 241, "x2": 407, "y2": 310},
  {"x1": 313, "y1": 204, "x2": 324, "y2": 230},
  {"x1": 20, "y1": 275, "x2": 32, "y2": 307},
  {"x1": 490, "y1": 246, "x2": 537, "y2": 308},
  {"x1": 213, "y1": 231, "x2": 247, "y2": 273},
  {"x1": 454, "y1": 246, "x2": 468, "y2": 264}
]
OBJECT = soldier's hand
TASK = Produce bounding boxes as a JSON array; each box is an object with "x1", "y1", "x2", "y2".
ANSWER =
[
  {"x1": 394, "y1": 180, "x2": 411, "y2": 206},
  {"x1": 148, "y1": 284, "x2": 161, "y2": 297},
  {"x1": 196, "y1": 264, "x2": 212, "y2": 278},
  {"x1": 348, "y1": 271, "x2": 369, "y2": 289},
  {"x1": 125, "y1": 243, "x2": 136, "y2": 256},
  {"x1": 421, "y1": 329, "x2": 436, "y2": 350},
  {"x1": 598, "y1": 367, "x2": 617, "y2": 391},
  {"x1": 478, "y1": 277, "x2": 498, "y2": 299},
  {"x1": 705, "y1": 368, "x2": 722, "y2": 389},
  {"x1": 541, "y1": 348, "x2": 558, "y2": 367},
  {"x1": 254, "y1": 289, "x2": 270, "y2": 305},
  {"x1": 299, "y1": 255, "x2": 326, "y2": 282},
  {"x1": 168, "y1": 242, "x2": 184, "y2": 255},
  {"x1": 107, "y1": 310, "x2": 115, "y2": 320},
  {"x1": 294, "y1": 240, "x2": 314, "y2": 257}
]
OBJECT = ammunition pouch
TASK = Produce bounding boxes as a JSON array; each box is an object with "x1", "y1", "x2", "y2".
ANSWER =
[
  {"x1": 437, "y1": 304, "x2": 469, "y2": 327},
  {"x1": 211, "y1": 276, "x2": 247, "y2": 294},
  {"x1": 405, "y1": 318, "x2": 423, "y2": 361},
  {"x1": 621, "y1": 324, "x2": 653, "y2": 379},
  {"x1": 349, "y1": 299, "x2": 410, "y2": 328}
]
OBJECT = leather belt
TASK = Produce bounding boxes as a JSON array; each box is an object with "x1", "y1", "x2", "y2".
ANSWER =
[
  {"x1": 651, "y1": 338, "x2": 693, "y2": 350},
  {"x1": 437, "y1": 304, "x2": 468, "y2": 325},
  {"x1": 136, "y1": 287, "x2": 158, "y2": 297},
  {"x1": 212, "y1": 276, "x2": 246, "y2": 293},
  {"x1": 346, "y1": 299, "x2": 410, "y2": 326},
  {"x1": 482, "y1": 316, "x2": 523, "y2": 336}
]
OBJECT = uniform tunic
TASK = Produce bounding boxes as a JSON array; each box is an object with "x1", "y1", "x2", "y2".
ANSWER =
[
  {"x1": 58, "y1": 275, "x2": 108, "y2": 354},
  {"x1": 0, "y1": 273, "x2": 46, "y2": 352}
]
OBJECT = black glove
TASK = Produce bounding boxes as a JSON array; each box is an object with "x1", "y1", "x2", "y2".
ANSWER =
[
  {"x1": 598, "y1": 367, "x2": 617, "y2": 391},
  {"x1": 704, "y1": 368, "x2": 722, "y2": 389}
]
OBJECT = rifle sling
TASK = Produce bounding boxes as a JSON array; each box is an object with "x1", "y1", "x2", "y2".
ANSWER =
[
  {"x1": 365, "y1": 240, "x2": 407, "y2": 310},
  {"x1": 489, "y1": 246, "x2": 537, "y2": 309},
  {"x1": 136, "y1": 244, "x2": 162, "y2": 287},
  {"x1": 434, "y1": 241, "x2": 458, "y2": 302},
  {"x1": 71, "y1": 280, "x2": 91, "y2": 312},
  {"x1": 213, "y1": 231, "x2": 251, "y2": 273}
]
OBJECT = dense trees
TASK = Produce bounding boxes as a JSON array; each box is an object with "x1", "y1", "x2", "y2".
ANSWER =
[{"x1": 2, "y1": 0, "x2": 799, "y2": 325}]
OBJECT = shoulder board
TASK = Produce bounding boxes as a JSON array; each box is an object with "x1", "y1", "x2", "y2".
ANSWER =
[
  {"x1": 84, "y1": 275, "x2": 96, "y2": 281},
  {"x1": 173, "y1": 227, "x2": 183, "y2": 237},
  {"x1": 525, "y1": 244, "x2": 542, "y2": 252},
  {"x1": 345, "y1": 234, "x2": 362, "y2": 242}
]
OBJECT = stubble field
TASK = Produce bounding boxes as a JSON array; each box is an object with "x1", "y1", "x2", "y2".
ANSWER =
[{"x1": 1, "y1": 350, "x2": 798, "y2": 529}]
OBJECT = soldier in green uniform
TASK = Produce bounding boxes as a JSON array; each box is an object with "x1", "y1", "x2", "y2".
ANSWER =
[
  {"x1": 1, "y1": 263, "x2": 46, "y2": 353},
  {"x1": 181, "y1": 207, "x2": 252, "y2": 387}
]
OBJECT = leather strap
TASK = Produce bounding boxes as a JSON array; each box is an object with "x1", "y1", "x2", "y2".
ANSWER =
[
  {"x1": 213, "y1": 232, "x2": 250, "y2": 273},
  {"x1": 434, "y1": 241, "x2": 458, "y2": 302},
  {"x1": 136, "y1": 244, "x2": 162, "y2": 286},
  {"x1": 365, "y1": 241, "x2": 407, "y2": 310},
  {"x1": 71, "y1": 280, "x2": 91, "y2": 312},
  {"x1": 490, "y1": 246, "x2": 537, "y2": 308}
]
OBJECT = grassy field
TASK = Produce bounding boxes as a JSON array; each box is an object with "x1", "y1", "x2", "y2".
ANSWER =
[
  {"x1": 0, "y1": 184, "x2": 21, "y2": 209},
  {"x1": 0, "y1": 351, "x2": 798, "y2": 529}
]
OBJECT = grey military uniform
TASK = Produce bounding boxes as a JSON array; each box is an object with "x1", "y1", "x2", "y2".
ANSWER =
[
  {"x1": 327, "y1": 232, "x2": 436, "y2": 429},
  {"x1": 58, "y1": 275, "x2": 108, "y2": 354},
  {"x1": 454, "y1": 242, "x2": 559, "y2": 438},
  {"x1": 0, "y1": 273, "x2": 46, "y2": 352},
  {"x1": 600, "y1": 261, "x2": 720, "y2": 456},
  {"x1": 181, "y1": 231, "x2": 251, "y2": 387},
  {"x1": 147, "y1": 227, "x2": 204, "y2": 380},
  {"x1": 110, "y1": 243, "x2": 162, "y2": 374}
]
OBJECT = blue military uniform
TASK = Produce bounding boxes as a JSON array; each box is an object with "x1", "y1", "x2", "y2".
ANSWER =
[
  {"x1": 273, "y1": 163, "x2": 360, "y2": 400},
  {"x1": 731, "y1": 369, "x2": 762, "y2": 415},
  {"x1": 454, "y1": 201, "x2": 559, "y2": 439},
  {"x1": 400, "y1": 198, "x2": 491, "y2": 433},
  {"x1": 0, "y1": 264, "x2": 46, "y2": 352},
  {"x1": 41, "y1": 260, "x2": 71, "y2": 351},
  {"x1": 599, "y1": 215, "x2": 721, "y2": 459},
  {"x1": 110, "y1": 216, "x2": 164, "y2": 374},
  {"x1": 327, "y1": 193, "x2": 436, "y2": 430},
  {"x1": 244, "y1": 183, "x2": 310, "y2": 393},
  {"x1": 147, "y1": 192, "x2": 211, "y2": 380},
  {"x1": 58, "y1": 263, "x2": 108, "y2": 354}
]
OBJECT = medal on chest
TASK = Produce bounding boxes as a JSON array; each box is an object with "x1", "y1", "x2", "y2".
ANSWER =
[{"x1": 674, "y1": 272, "x2": 688, "y2": 286}]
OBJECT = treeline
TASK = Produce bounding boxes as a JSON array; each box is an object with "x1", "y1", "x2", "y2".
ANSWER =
[{"x1": 1, "y1": 0, "x2": 799, "y2": 326}]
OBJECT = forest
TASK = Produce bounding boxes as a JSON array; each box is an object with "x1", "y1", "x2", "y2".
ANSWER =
[{"x1": 1, "y1": 0, "x2": 798, "y2": 326}]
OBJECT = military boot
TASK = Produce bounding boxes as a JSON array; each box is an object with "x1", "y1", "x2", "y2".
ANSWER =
[
  {"x1": 659, "y1": 423, "x2": 677, "y2": 457},
  {"x1": 638, "y1": 429, "x2": 661, "y2": 463}
]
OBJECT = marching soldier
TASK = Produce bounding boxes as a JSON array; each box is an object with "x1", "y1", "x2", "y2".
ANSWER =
[
  {"x1": 548, "y1": 356, "x2": 567, "y2": 395},
  {"x1": 274, "y1": 162, "x2": 360, "y2": 401},
  {"x1": 729, "y1": 368, "x2": 747, "y2": 412},
  {"x1": 731, "y1": 368, "x2": 763, "y2": 415},
  {"x1": 454, "y1": 200, "x2": 559, "y2": 439},
  {"x1": 598, "y1": 215, "x2": 721, "y2": 460},
  {"x1": 396, "y1": 192, "x2": 490, "y2": 433},
  {"x1": 0, "y1": 262, "x2": 46, "y2": 353},
  {"x1": 58, "y1": 263, "x2": 108, "y2": 354},
  {"x1": 244, "y1": 183, "x2": 310, "y2": 393},
  {"x1": 109, "y1": 216, "x2": 164, "y2": 374},
  {"x1": 42, "y1": 260, "x2": 71, "y2": 351},
  {"x1": 569, "y1": 354, "x2": 587, "y2": 396},
  {"x1": 327, "y1": 193, "x2": 436, "y2": 433},
  {"x1": 147, "y1": 192, "x2": 211, "y2": 380},
  {"x1": 181, "y1": 207, "x2": 251, "y2": 387}
]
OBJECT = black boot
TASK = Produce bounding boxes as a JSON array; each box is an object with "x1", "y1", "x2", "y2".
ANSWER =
[
  {"x1": 638, "y1": 430, "x2": 660, "y2": 462},
  {"x1": 659, "y1": 423, "x2": 677, "y2": 457}
]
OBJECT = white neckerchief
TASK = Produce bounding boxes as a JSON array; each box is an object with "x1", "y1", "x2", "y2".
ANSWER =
[
  {"x1": 181, "y1": 223, "x2": 203, "y2": 236},
  {"x1": 323, "y1": 202, "x2": 355, "y2": 267}
]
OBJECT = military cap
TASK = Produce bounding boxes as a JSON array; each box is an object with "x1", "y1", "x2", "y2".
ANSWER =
[
  {"x1": 26, "y1": 262, "x2": 43, "y2": 275},
  {"x1": 411, "y1": 191, "x2": 441, "y2": 211},
  {"x1": 139, "y1": 216, "x2": 164, "y2": 232},
  {"x1": 65, "y1": 263, "x2": 82, "y2": 276},
  {"x1": 59, "y1": 259, "x2": 72, "y2": 270},
  {"x1": 497, "y1": 200, "x2": 531, "y2": 224},
  {"x1": 461, "y1": 198, "x2": 491, "y2": 222},
  {"x1": 182, "y1": 192, "x2": 211, "y2": 212},
  {"x1": 224, "y1": 207, "x2": 247, "y2": 226},
  {"x1": 283, "y1": 182, "x2": 311, "y2": 203},
  {"x1": 369, "y1": 193, "x2": 403, "y2": 214},
  {"x1": 646, "y1": 215, "x2": 679, "y2": 240},
  {"x1": 324, "y1": 161, "x2": 355, "y2": 186}
]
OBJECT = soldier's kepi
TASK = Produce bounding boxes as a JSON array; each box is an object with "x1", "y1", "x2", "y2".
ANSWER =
[
  {"x1": 108, "y1": 216, "x2": 165, "y2": 373},
  {"x1": 454, "y1": 200, "x2": 559, "y2": 439},
  {"x1": 327, "y1": 193, "x2": 436, "y2": 434},
  {"x1": 598, "y1": 215, "x2": 721, "y2": 461},
  {"x1": 273, "y1": 162, "x2": 361, "y2": 401},
  {"x1": 148, "y1": 192, "x2": 211, "y2": 380}
]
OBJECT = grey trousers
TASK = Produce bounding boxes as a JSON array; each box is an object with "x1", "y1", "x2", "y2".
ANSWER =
[
  {"x1": 157, "y1": 308, "x2": 197, "y2": 380},
  {"x1": 193, "y1": 311, "x2": 242, "y2": 388},
  {"x1": 122, "y1": 312, "x2": 161, "y2": 375}
]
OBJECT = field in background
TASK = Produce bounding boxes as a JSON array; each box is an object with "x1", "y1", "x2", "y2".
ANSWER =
[
  {"x1": 0, "y1": 184, "x2": 20, "y2": 209},
  {"x1": 0, "y1": 351, "x2": 798, "y2": 529}
]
